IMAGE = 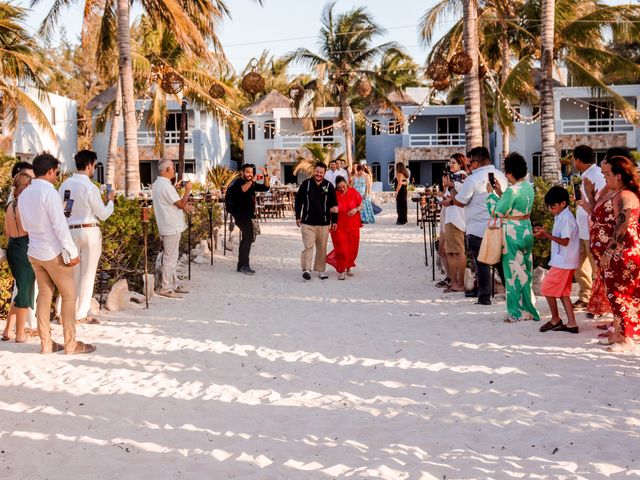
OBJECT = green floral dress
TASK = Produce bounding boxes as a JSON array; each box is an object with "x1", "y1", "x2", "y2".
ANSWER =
[{"x1": 487, "y1": 181, "x2": 540, "y2": 321}]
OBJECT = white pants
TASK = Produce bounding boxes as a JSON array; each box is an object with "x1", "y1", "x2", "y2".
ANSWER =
[
  {"x1": 71, "y1": 227, "x2": 102, "y2": 320},
  {"x1": 160, "y1": 234, "x2": 181, "y2": 290},
  {"x1": 11, "y1": 283, "x2": 37, "y2": 329}
]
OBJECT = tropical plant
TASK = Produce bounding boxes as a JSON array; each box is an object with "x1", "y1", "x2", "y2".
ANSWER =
[
  {"x1": 287, "y1": 1, "x2": 404, "y2": 167},
  {"x1": 206, "y1": 165, "x2": 239, "y2": 190},
  {"x1": 293, "y1": 143, "x2": 343, "y2": 176}
]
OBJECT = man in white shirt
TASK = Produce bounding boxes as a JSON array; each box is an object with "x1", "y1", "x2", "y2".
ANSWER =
[
  {"x1": 152, "y1": 159, "x2": 193, "y2": 298},
  {"x1": 452, "y1": 147, "x2": 508, "y2": 305},
  {"x1": 20, "y1": 152, "x2": 96, "y2": 354},
  {"x1": 59, "y1": 150, "x2": 115, "y2": 323},
  {"x1": 335, "y1": 159, "x2": 349, "y2": 183},
  {"x1": 324, "y1": 160, "x2": 339, "y2": 186},
  {"x1": 571, "y1": 145, "x2": 605, "y2": 311}
]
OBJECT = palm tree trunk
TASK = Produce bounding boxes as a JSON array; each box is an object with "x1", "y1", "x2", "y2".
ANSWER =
[
  {"x1": 117, "y1": 0, "x2": 140, "y2": 194},
  {"x1": 462, "y1": 0, "x2": 482, "y2": 148},
  {"x1": 540, "y1": 0, "x2": 559, "y2": 182},
  {"x1": 500, "y1": 33, "x2": 510, "y2": 163},
  {"x1": 479, "y1": 81, "x2": 490, "y2": 149},
  {"x1": 106, "y1": 77, "x2": 122, "y2": 187},
  {"x1": 339, "y1": 89, "x2": 354, "y2": 167}
]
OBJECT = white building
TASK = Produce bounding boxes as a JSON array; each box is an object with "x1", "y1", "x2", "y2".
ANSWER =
[{"x1": 1, "y1": 86, "x2": 78, "y2": 168}]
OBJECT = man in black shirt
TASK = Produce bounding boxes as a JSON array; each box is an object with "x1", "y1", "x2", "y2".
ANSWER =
[
  {"x1": 295, "y1": 162, "x2": 338, "y2": 280},
  {"x1": 225, "y1": 164, "x2": 270, "y2": 274}
]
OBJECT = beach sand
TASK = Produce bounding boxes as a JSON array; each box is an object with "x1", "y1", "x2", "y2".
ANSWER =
[{"x1": 1, "y1": 206, "x2": 639, "y2": 479}]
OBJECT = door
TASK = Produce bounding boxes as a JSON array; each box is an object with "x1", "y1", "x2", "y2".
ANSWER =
[
  {"x1": 408, "y1": 161, "x2": 421, "y2": 185},
  {"x1": 139, "y1": 161, "x2": 152, "y2": 186},
  {"x1": 431, "y1": 161, "x2": 447, "y2": 189},
  {"x1": 436, "y1": 117, "x2": 460, "y2": 145},
  {"x1": 283, "y1": 164, "x2": 297, "y2": 184}
]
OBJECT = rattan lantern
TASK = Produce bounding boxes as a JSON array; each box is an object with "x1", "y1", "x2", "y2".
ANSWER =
[
  {"x1": 161, "y1": 71, "x2": 184, "y2": 95},
  {"x1": 209, "y1": 83, "x2": 225, "y2": 99},
  {"x1": 426, "y1": 57, "x2": 450, "y2": 82},
  {"x1": 448, "y1": 51, "x2": 473, "y2": 75},
  {"x1": 241, "y1": 58, "x2": 265, "y2": 95},
  {"x1": 433, "y1": 78, "x2": 450, "y2": 91},
  {"x1": 289, "y1": 84, "x2": 305, "y2": 100},
  {"x1": 356, "y1": 78, "x2": 372, "y2": 98}
]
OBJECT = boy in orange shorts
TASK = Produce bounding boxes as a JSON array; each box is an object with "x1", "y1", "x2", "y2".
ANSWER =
[{"x1": 533, "y1": 186, "x2": 580, "y2": 334}]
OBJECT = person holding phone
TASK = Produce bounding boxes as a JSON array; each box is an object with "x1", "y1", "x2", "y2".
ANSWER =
[
  {"x1": 152, "y1": 159, "x2": 194, "y2": 298},
  {"x1": 19, "y1": 153, "x2": 96, "y2": 354},
  {"x1": 225, "y1": 163, "x2": 270, "y2": 274},
  {"x1": 59, "y1": 150, "x2": 115, "y2": 324}
]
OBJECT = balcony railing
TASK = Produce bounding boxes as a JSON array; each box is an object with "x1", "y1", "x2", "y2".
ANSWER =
[
  {"x1": 137, "y1": 130, "x2": 192, "y2": 146},
  {"x1": 561, "y1": 118, "x2": 634, "y2": 135},
  {"x1": 409, "y1": 133, "x2": 466, "y2": 147},
  {"x1": 279, "y1": 135, "x2": 344, "y2": 149}
]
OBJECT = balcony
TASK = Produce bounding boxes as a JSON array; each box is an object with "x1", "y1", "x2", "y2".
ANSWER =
[
  {"x1": 408, "y1": 133, "x2": 466, "y2": 147},
  {"x1": 137, "y1": 130, "x2": 192, "y2": 146},
  {"x1": 560, "y1": 118, "x2": 634, "y2": 135},
  {"x1": 278, "y1": 135, "x2": 344, "y2": 149}
]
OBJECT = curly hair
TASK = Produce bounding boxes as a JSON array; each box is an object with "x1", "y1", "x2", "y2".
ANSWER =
[{"x1": 605, "y1": 155, "x2": 640, "y2": 198}]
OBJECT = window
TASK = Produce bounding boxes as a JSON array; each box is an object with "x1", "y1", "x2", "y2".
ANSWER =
[
  {"x1": 314, "y1": 119, "x2": 334, "y2": 137},
  {"x1": 532, "y1": 152, "x2": 542, "y2": 177},
  {"x1": 532, "y1": 106, "x2": 540, "y2": 117},
  {"x1": 370, "y1": 162, "x2": 381, "y2": 182},
  {"x1": 247, "y1": 121, "x2": 256, "y2": 141},
  {"x1": 264, "y1": 120, "x2": 275, "y2": 139},
  {"x1": 95, "y1": 162, "x2": 105, "y2": 184},
  {"x1": 589, "y1": 101, "x2": 614, "y2": 132},
  {"x1": 172, "y1": 160, "x2": 196, "y2": 174},
  {"x1": 437, "y1": 117, "x2": 460, "y2": 145},
  {"x1": 388, "y1": 163, "x2": 396, "y2": 184},
  {"x1": 371, "y1": 120, "x2": 381, "y2": 136},
  {"x1": 166, "y1": 112, "x2": 187, "y2": 132},
  {"x1": 387, "y1": 120, "x2": 401, "y2": 135}
]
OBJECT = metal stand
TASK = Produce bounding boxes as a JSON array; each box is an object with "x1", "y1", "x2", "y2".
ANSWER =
[
  {"x1": 418, "y1": 189, "x2": 441, "y2": 281},
  {"x1": 187, "y1": 212, "x2": 192, "y2": 280},
  {"x1": 208, "y1": 202, "x2": 214, "y2": 266},
  {"x1": 141, "y1": 202, "x2": 150, "y2": 309}
]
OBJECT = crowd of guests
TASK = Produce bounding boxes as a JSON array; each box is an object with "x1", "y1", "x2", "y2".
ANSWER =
[{"x1": 429, "y1": 144, "x2": 640, "y2": 352}]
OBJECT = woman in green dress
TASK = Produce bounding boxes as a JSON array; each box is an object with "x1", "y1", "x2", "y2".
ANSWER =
[{"x1": 486, "y1": 152, "x2": 540, "y2": 323}]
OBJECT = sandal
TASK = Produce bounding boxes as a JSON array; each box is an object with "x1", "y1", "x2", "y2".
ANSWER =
[
  {"x1": 66, "y1": 341, "x2": 97, "y2": 355},
  {"x1": 503, "y1": 316, "x2": 522, "y2": 324},
  {"x1": 77, "y1": 316, "x2": 100, "y2": 325},
  {"x1": 1, "y1": 335, "x2": 10, "y2": 342},
  {"x1": 596, "y1": 323, "x2": 613, "y2": 331},
  {"x1": 42, "y1": 341, "x2": 65, "y2": 354},
  {"x1": 435, "y1": 278, "x2": 451, "y2": 288}
]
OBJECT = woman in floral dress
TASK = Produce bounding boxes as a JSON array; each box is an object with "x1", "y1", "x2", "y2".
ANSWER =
[
  {"x1": 486, "y1": 153, "x2": 540, "y2": 323},
  {"x1": 582, "y1": 155, "x2": 640, "y2": 351},
  {"x1": 352, "y1": 165, "x2": 375, "y2": 224}
]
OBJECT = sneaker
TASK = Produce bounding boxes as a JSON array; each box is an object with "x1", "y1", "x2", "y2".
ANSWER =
[
  {"x1": 157, "y1": 289, "x2": 183, "y2": 299},
  {"x1": 240, "y1": 266, "x2": 256, "y2": 275},
  {"x1": 338, "y1": 272, "x2": 346, "y2": 280},
  {"x1": 318, "y1": 272, "x2": 329, "y2": 280},
  {"x1": 302, "y1": 270, "x2": 311, "y2": 280}
]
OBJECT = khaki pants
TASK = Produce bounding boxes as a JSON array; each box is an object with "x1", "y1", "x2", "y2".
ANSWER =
[
  {"x1": 160, "y1": 234, "x2": 181, "y2": 291},
  {"x1": 575, "y1": 238, "x2": 595, "y2": 302},
  {"x1": 29, "y1": 255, "x2": 77, "y2": 353},
  {"x1": 301, "y1": 224, "x2": 329, "y2": 272}
]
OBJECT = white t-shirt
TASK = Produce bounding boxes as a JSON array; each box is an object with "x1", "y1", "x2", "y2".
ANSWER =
[
  {"x1": 324, "y1": 169, "x2": 338, "y2": 186},
  {"x1": 152, "y1": 177, "x2": 187, "y2": 236},
  {"x1": 455, "y1": 165, "x2": 508, "y2": 238},
  {"x1": 444, "y1": 172, "x2": 467, "y2": 232},
  {"x1": 577, "y1": 164, "x2": 605, "y2": 240},
  {"x1": 549, "y1": 207, "x2": 580, "y2": 270}
]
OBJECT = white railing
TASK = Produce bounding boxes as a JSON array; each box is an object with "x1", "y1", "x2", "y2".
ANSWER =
[
  {"x1": 409, "y1": 133, "x2": 466, "y2": 147},
  {"x1": 280, "y1": 135, "x2": 344, "y2": 149},
  {"x1": 137, "y1": 130, "x2": 192, "y2": 146},
  {"x1": 561, "y1": 118, "x2": 634, "y2": 134}
]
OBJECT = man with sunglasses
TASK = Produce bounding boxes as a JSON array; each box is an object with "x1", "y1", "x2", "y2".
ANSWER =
[
  {"x1": 19, "y1": 152, "x2": 96, "y2": 354},
  {"x1": 225, "y1": 163, "x2": 270, "y2": 274}
]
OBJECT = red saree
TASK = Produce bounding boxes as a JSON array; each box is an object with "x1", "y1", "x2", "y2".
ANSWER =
[{"x1": 327, "y1": 187, "x2": 362, "y2": 273}]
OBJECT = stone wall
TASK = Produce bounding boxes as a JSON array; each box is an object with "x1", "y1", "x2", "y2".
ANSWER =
[
  {"x1": 556, "y1": 133, "x2": 629, "y2": 154},
  {"x1": 266, "y1": 148, "x2": 313, "y2": 175},
  {"x1": 395, "y1": 146, "x2": 464, "y2": 163}
]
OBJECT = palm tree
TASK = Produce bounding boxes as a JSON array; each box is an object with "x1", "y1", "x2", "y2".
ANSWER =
[
  {"x1": 539, "y1": 0, "x2": 557, "y2": 181},
  {"x1": 461, "y1": 0, "x2": 482, "y2": 148},
  {"x1": 293, "y1": 143, "x2": 343, "y2": 177},
  {"x1": 288, "y1": 1, "x2": 402, "y2": 167},
  {"x1": 0, "y1": 4, "x2": 53, "y2": 140}
]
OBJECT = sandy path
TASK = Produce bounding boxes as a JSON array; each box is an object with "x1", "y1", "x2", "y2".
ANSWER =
[{"x1": 1, "y1": 206, "x2": 639, "y2": 480}]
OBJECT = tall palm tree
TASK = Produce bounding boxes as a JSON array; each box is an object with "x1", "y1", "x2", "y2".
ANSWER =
[
  {"x1": 0, "y1": 4, "x2": 53, "y2": 140},
  {"x1": 288, "y1": 1, "x2": 402, "y2": 167},
  {"x1": 539, "y1": 0, "x2": 557, "y2": 181},
  {"x1": 461, "y1": 0, "x2": 482, "y2": 148}
]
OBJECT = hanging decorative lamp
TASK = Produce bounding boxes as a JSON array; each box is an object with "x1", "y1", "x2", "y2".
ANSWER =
[
  {"x1": 241, "y1": 58, "x2": 265, "y2": 95},
  {"x1": 448, "y1": 51, "x2": 473, "y2": 75},
  {"x1": 426, "y1": 57, "x2": 450, "y2": 82},
  {"x1": 161, "y1": 71, "x2": 184, "y2": 95},
  {"x1": 209, "y1": 83, "x2": 226, "y2": 99}
]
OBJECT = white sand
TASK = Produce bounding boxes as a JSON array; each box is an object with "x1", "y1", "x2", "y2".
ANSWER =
[{"x1": 1, "y1": 205, "x2": 639, "y2": 480}]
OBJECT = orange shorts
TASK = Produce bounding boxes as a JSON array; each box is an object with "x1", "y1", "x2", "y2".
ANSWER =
[{"x1": 541, "y1": 267, "x2": 575, "y2": 298}]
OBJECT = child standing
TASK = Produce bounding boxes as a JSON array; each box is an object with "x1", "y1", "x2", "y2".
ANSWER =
[{"x1": 533, "y1": 186, "x2": 580, "y2": 333}]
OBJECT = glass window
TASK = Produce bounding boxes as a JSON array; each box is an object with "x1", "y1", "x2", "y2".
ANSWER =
[
  {"x1": 95, "y1": 162, "x2": 105, "y2": 184},
  {"x1": 388, "y1": 163, "x2": 396, "y2": 184},
  {"x1": 387, "y1": 120, "x2": 401, "y2": 135},
  {"x1": 264, "y1": 120, "x2": 275, "y2": 140},
  {"x1": 247, "y1": 121, "x2": 256, "y2": 141},
  {"x1": 166, "y1": 112, "x2": 187, "y2": 132},
  {"x1": 532, "y1": 152, "x2": 542, "y2": 177},
  {"x1": 371, "y1": 120, "x2": 381, "y2": 136},
  {"x1": 370, "y1": 162, "x2": 381, "y2": 182},
  {"x1": 314, "y1": 119, "x2": 334, "y2": 137}
]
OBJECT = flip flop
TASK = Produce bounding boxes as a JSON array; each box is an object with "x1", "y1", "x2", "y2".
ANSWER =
[
  {"x1": 66, "y1": 341, "x2": 97, "y2": 355},
  {"x1": 435, "y1": 278, "x2": 451, "y2": 288},
  {"x1": 504, "y1": 316, "x2": 522, "y2": 324},
  {"x1": 1, "y1": 335, "x2": 10, "y2": 341}
]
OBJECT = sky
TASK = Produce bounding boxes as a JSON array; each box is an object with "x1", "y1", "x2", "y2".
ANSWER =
[{"x1": 20, "y1": 0, "x2": 635, "y2": 74}]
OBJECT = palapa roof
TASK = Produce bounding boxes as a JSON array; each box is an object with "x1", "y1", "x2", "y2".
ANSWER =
[
  {"x1": 86, "y1": 84, "x2": 118, "y2": 111},
  {"x1": 242, "y1": 90, "x2": 293, "y2": 115},
  {"x1": 362, "y1": 90, "x2": 419, "y2": 116}
]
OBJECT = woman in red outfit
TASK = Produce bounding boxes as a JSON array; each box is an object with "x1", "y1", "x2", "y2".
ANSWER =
[
  {"x1": 582, "y1": 155, "x2": 640, "y2": 351},
  {"x1": 326, "y1": 175, "x2": 363, "y2": 280}
]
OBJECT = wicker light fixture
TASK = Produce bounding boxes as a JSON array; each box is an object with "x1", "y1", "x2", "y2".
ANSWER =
[
  {"x1": 289, "y1": 84, "x2": 304, "y2": 100},
  {"x1": 209, "y1": 83, "x2": 225, "y2": 99},
  {"x1": 433, "y1": 78, "x2": 450, "y2": 91},
  {"x1": 241, "y1": 58, "x2": 265, "y2": 95},
  {"x1": 426, "y1": 57, "x2": 450, "y2": 82},
  {"x1": 161, "y1": 71, "x2": 184, "y2": 95},
  {"x1": 448, "y1": 51, "x2": 473, "y2": 75},
  {"x1": 356, "y1": 78, "x2": 372, "y2": 98}
]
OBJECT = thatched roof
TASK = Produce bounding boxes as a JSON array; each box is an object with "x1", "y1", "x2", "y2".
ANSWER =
[
  {"x1": 86, "y1": 84, "x2": 118, "y2": 111},
  {"x1": 242, "y1": 90, "x2": 293, "y2": 115},
  {"x1": 363, "y1": 90, "x2": 419, "y2": 115}
]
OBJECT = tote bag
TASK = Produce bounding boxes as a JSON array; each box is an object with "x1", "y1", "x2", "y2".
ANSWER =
[{"x1": 477, "y1": 218, "x2": 503, "y2": 265}]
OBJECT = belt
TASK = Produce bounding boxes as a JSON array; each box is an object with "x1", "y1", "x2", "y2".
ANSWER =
[
  {"x1": 69, "y1": 223, "x2": 99, "y2": 229},
  {"x1": 503, "y1": 214, "x2": 530, "y2": 220}
]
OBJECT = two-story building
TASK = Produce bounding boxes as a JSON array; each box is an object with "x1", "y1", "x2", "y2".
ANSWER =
[
  {"x1": 0, "y1": 86, "x2": 77, "y2": 168},
  {"x1": 90, "y1": 86, "x2": 231, "y2": 187},
  {"x1": 242, "y1": 90, "x2": 349, "y2": 184},
  {"x1": 364, "y1": 89, "x2": 466, "y2": 190},
  {"x1": 493, "y1": 84, "x2": 640, "y2": 177}
]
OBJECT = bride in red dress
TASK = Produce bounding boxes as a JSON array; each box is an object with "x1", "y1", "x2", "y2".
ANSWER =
[
  {"x1": 583, "y1": 155, "x2": 640, "y2": 351},
  {"x1": 326, "y1": 175, "x2": 363, "y2": 280}
]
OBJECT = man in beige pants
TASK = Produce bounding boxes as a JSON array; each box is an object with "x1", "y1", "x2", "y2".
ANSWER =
[
  {"x1": 19, "y1": 153, "x2": 96, "y2": 354},
  {"x1": 294, "y1": 162, "x2": 338, "y2": 280}
]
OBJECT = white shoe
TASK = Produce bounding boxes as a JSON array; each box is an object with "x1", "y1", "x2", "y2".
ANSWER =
[
  {"x1": 318, "y1": 272, "x2": 328, "y2": 280},
  {"x1": 338, "y1": 272, "x2": 346, "y2": 280}
]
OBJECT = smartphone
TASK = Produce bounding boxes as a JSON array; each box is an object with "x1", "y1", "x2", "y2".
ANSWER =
[
  {"x1": 63, "y1": 190, "x2": 71, "y2": 201},
  {"x1": 181, "y1": 179, "x2": 189, "y2": 188},
  {"x1": 256, "y1": 174, "x2": 264, "y2": 181},
  {"x1": 574, "y1": 182, "x2": 582, "y2": 201},
  {"x1": 106, "y1": 184, "x2": 113, "y2": 197},
  {"x1": 448, "y1": 173, "x2": 454, "y2": 182},
  {"x1": 488, "y1": 172, "x2": 496, "y2": 188},
  {"x1": 64, "y1": 198, "x2": 74, "y2": 217}
]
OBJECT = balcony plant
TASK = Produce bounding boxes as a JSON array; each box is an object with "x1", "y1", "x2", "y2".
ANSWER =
[{"x1": 206, "y1": 165, "x2": 239, "y2": 193}]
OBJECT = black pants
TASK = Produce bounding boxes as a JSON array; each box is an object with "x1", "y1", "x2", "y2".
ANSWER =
[
  {"x1": 466, "y1": 234, "x2": 505, "y2": 302},
  {"x1": 235, "y1": 218, "x2": 254, "y2": 269},
  {"x1": 396, "y1": 186, "x2": 408, "y2": 224}
]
